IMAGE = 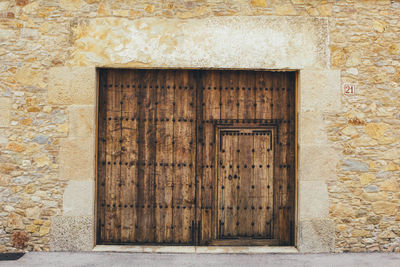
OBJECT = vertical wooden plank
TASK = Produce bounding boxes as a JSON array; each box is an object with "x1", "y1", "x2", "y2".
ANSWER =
[
  {"x1": 253, "y1": 131, "x2": 274, "y2": 238},
  {"x1": 155, "y1": 70, "x2": 173, "y2": 243},
  {"x1": 219, "y1": 132, "x2": 238, "y2": 238},
  {"x1": 146, "y1": 70, "x2": 157, "y2": 243},
  {"x1": 172, "y1": 70, "x2": 195, "y2": 243},
  {"x1": 97, "y1": 69, "x2": 107, "y2": 243},
  {"x1": 119, "y1": 70, "x2": 128, "y2": 243},
  {"x1": 104, "y1": 70, "x2": 122, "y2": 243},
  {"x1": 286, "y1": 72, "x2": 296, "y2": 244},
  {"x1": 198, "y1": 70, "x2": 221, "y2": 244},
  {"x1": 271, "y1": 72, "x2": 284, "y2": 243},
  {"x1": 135, "y1": 70, "x2": 157, "y2": 243},
  {"x1": 120, "y1": 70, "x2": 138, "y2": 243},
  {"x1": 236, "y1": 132, "x2": 252, "y2": 237},
  {"x1": 114, "y1": 71, "x2": 123, "y2": 243},
  {"x1": 279, "y1": 72, "x2": 289, "y2": 244}
]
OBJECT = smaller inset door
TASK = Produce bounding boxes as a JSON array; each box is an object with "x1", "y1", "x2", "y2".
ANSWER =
[{"x1": 216, "y1": 127, "x2": 274, "y2": 244}]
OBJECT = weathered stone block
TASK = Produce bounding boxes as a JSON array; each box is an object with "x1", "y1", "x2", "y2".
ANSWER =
[
  {"x1": 299, "y1": 180, "x2": 329, "y2": 219},
  {"x1": 63, "y1": 180, "x2": 94, "y2": 216},
  {"x1": 59, "y1": 137, "x2": 94, "y2": 180},
  {"x1": 50, "y1": 216, "x2": 94, "y2": 251},
  {"x1": 300, "y1": 69, "x2": 341, "y2": 112},
  {"x1": 298, "y1": 218, "x2": 335, "y2": 253},
  {"x1": 299, "y1": 144, "x2": 339, "y2": 181},
  {"x1": 372, "y1": 201, "x2": 398, "y2": 216},
  {"x1": 299, "y1": 111, "x2": 327, "y2": 145},
  {"x1": 0, "y1": 97, "x2": 10, "y2": 127},
  {"x1": 341, "y1": 159, "x2": 369, "y2": 172},
  {"x1": 48, "y1": 67, "x2": 96, "y2": 105},
  {"x1": 69, "y1": 105, "x2": 95, "y2": 138}
]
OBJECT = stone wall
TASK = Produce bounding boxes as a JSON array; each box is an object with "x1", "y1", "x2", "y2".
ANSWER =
[{"x1": 0, "y1": 0, "x2": 399, "y2": 253}]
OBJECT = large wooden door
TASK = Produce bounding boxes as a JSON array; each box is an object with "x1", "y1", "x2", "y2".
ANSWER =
[{"x1": 97, "y1": 69, "x2": 296, "y2": 245}]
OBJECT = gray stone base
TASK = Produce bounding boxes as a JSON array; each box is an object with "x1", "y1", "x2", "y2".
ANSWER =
[
  {"x1": 298, "y1": 219, "x2": 335, "y2": 253},
  {"x1": 50, "y1": 216, "x2": 94, "y2": 251}
]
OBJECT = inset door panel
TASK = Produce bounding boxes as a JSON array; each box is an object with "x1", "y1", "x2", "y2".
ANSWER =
[{"x1": 215, "y1": 126, "x2": 275, "y2": 243}]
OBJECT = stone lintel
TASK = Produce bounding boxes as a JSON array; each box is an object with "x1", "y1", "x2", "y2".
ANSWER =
[{"x1": 70, "y1": 16, "x2": 329, "y2": 70}]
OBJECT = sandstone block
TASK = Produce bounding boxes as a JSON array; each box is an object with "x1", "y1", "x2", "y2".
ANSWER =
[
  {"x1": 299, "y1": 112, "x2": 327, "y2": 145},
  {"x1": 360, "y1": 173, "x2": 376, "y2": 185},
  {"x1": 59, "y1": 137, "x2": 94, "y2": 180},
  {"x1": 63, "y1": 180, "x2": 94, "y2": 216},
  {"x1": 299, "y1": 180, "x2": 329, "y2": 219},
  {"x1": 39, "y1": 226, "x2": 50, "y2": 237},
  {"x1": 384, "y1": 162, "x2": 400, "y2": 171},
  {"x1": 15, "y1": 66, "x2": 44, "y2": 88},
  {"x1": 372, "y1": 201, "x2": 397, "y2": 216},
  {"x1": 7, "y1": 213, "x2": 25, "y2": 230},
  {"x1": 351, "y1": 229, "x2": 368, "y2": 237},
  {"x1": 0, "y1": 97, "x2": 10, "y2": 128},
  {"x1": 300, "y1": 69, "x2": 341, "y2": 112},
  {"x1": 342, "y1": 159, "x2": 369, "y2": 172},
  {"x1": 26, "y1": 224, "x2": 39, "y2": 233},
  {"x1": 250, "y1": 0, "x2": 267, "y2": 7},
  {"x1": 299, "y1": 144, "x2": 339, "y2": 181},
  {"x1": 380, "y1": 179, "x2": 399, "y2": 192},
  {"x1": 26, "y1": 206, "x2": 41, "y2": 219},
  {"x1": 69, "y1": 105, "x2": 95, "y2": 138},
  {"x1": 50, "y1": 216, "x2": 94, "y2": 251},
  {"x1": 59, "y1": 0, "x2": 83, "y2": 11},
  {"x1": 364, "y1": 123, "x2": 388, "y2": 139},
  {"x1": 298, "y1": 219, "x2": 335, "y2": 253},
  {"x1": 330, "y1": 203, "x2": 355, "y2": 218},
  {"x1": 7, "y1": 142, "x2": 26, "y2": 152},
  {"x1": 48, "y1": 67, "x2": 96, "y2": 105}
]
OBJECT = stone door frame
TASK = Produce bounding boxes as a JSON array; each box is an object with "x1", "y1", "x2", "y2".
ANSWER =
[{"x1": 48, "y1": 16, "x2": 341, "y2": 253}]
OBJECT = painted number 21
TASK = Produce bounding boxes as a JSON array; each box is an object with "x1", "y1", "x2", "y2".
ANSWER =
[{"x1": 343, "y1": 84, "x2": 356, "y2": 95}]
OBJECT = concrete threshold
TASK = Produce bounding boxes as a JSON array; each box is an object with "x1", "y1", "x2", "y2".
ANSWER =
[{"x1": 93, "y1": 245, "x2": 298, "y2": 254}]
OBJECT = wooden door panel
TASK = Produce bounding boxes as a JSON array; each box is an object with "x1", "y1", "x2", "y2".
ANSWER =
[{"x1": 217, "y1": 128, "x2": 274, "y2": 239}]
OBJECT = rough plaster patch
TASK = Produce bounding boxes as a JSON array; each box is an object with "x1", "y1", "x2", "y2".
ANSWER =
[
  {"x1": 70, "y1": 16, "x2": 329, "y2": 69},
  {"x1": 50, "y1": 216, "x2": 94, "y2": 251},
  {"x1": 63, "y1": 180, "x2": 94, "y2": 216}
]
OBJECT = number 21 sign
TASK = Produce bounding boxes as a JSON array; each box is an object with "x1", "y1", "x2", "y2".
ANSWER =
[{"x1": 343, "y1": 83, "x2": 356, "y2": 95}]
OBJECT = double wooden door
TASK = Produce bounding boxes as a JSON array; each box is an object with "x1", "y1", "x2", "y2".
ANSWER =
[{"x1": 97, "y1": 69, "x2": 295, "y2": 245}]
